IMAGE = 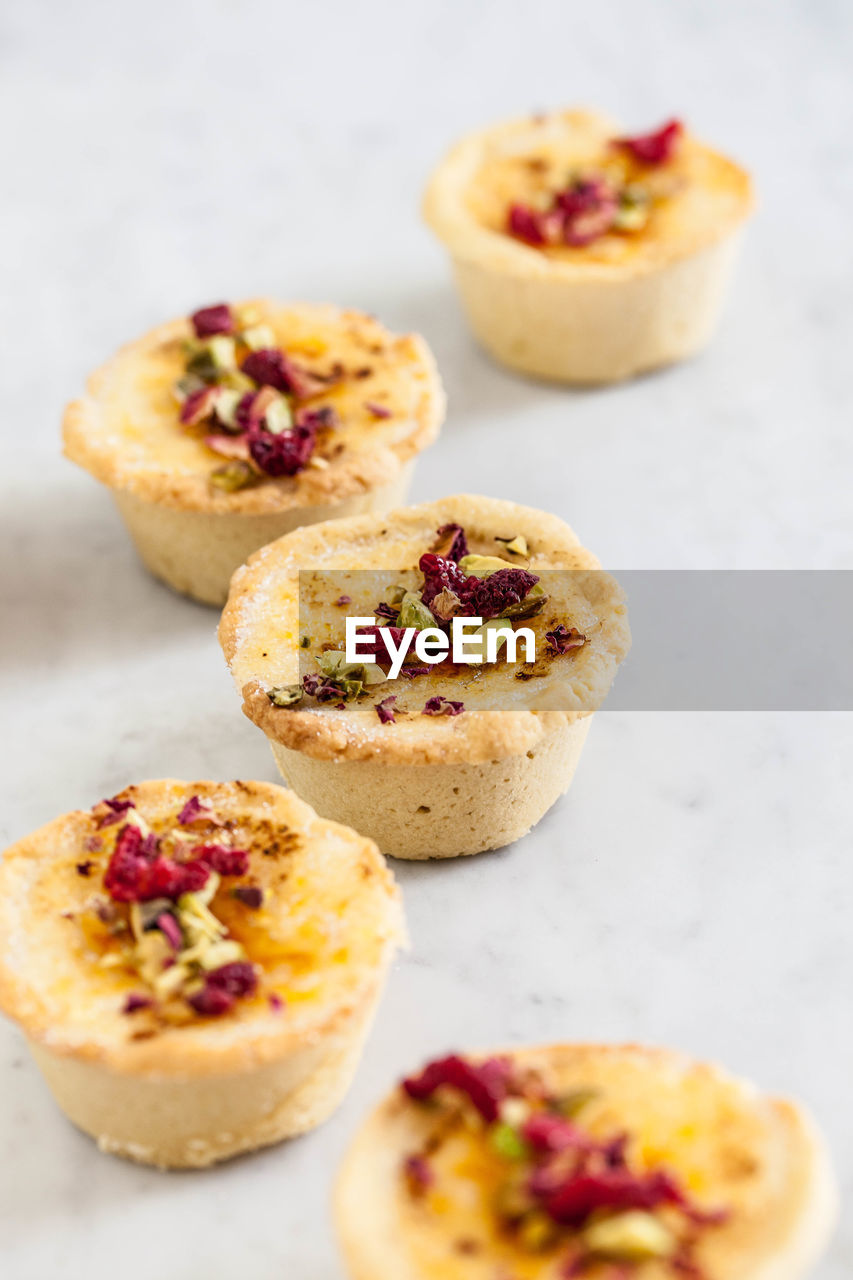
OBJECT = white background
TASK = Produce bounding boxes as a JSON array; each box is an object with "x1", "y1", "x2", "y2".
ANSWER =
[{"x1": 1, "y1": 1, "x2": 850, "y2": 1276}]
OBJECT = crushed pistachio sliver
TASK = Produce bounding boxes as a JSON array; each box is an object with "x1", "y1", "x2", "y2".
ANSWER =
[
  {"x1": 214, "y1": 387, "x2": 244, "y2": 431},
  {"x1": 495, "y1": 534, "x2": 529, "y2": 557},
  {"x1": 490, "y1": 1122, "x2": 529, "y2": 1161},
  {"x1": 206, "y1": 334, "x2": 237, "y2": 371},
  {"x1": 397, "y1": 592, "x2": 436, "y2": 631},
  {"x1": 457, "y1": 554, "x2": 512, "y2": 578},
  {"x1": 264, "y1": 396, "x2": 293, "y2": 435},
  {"x1": 210, "y1": 460, "x2": 257, "y2": 492},
  {"x1": 242, "y1": 323, "x2": 276, "y2": 350},
  {"x1": 268, "y1": 684, "x2": 304, "y2": 707},
  {"x1": 172, "y1": 373, "x2": 206, "y2": 405},
  {"x1": 197, "y1": 939, "x2": 245, "y2": 971},
  {"x1": 153, "y1": 963, "x2": 191, "y2": 998},
  {"x1": 583, "y1": 1211, "x2": 676, "y2": 1261},
  {"x1": 309, "y1": 455, "x2": 329, "y2": 470}
]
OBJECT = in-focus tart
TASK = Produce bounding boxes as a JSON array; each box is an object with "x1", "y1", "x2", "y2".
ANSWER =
[
  {"x1": 219, "y1": 496, "x2": 629, "y2": 859},
  {"x1": 424, "y1": 110, "x2": 754, "y2": 384},
  {"x1": 63, "y1": 300, "x2": 445, "y2": 605},
  {"x1": 0, "y1": 780, "x2": 404, "y2": 1167},
  {"x1": 335, "y1": 1044, "x2": 837, "y2": 1280}
]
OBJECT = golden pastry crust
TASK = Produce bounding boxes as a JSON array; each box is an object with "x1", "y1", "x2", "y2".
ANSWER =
[
  {"x1": 335, "y1": 1043, "x2": 837, "y2": 1280},
  {"x1": 62, "y1": 300, "x2": 445, "y2": 515},
  {"x1": 219, "y1": 494, "x2": 630, "y2": 766},
  {"x1": 0, "y1": 779, "x2": 404, "y2": 1078},
  {"x1": 423, "y1": 109, "x2": 754, "y2": 279}
]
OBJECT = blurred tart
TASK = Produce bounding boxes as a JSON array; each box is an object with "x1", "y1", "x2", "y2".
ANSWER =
[
  {"x1": 219, "y1": 495, "x2": 629, "y2": 859},
  {"x1": 0, "y1": 779, "x2": 404, "y2": 1167},
  {"x1": 424, "y1": 110, "x2": 753, "y2": 383},
  {"x1": 63, "y1": 300, "x2": 445, "y2": 605},
  {"x1": 335, "y1": 1043, "x2": 836, "y2": 1280}
]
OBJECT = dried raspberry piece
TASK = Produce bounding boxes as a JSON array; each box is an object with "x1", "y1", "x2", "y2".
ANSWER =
[
  {"x1": 188, "y1": 961, "x2": 258, "y2": 1016},
  {"x1": 96, "y1": 797, "x2": 136, "y2": 829},
  {"x1": 103, "y1": 824, "x2": 211, "y2": 902},
  {"x1": 248, "y1": 422, "x2": 316, "y2": 476},
  {"x1": 469, "y1": 568, "x2": 539, "y2": 620},
  {"x1": 402, "y1": 1054, "x2": 515, "y2": 1123},
  {"x1": 418, "y1": 553, "x2": 470, "y2": 612},
  {"x1": 190, "y1": 304, "x2": 235, "y2": 338},
  {"x1": 614, "y1": 118, "x2": 683, "y2": 165}
]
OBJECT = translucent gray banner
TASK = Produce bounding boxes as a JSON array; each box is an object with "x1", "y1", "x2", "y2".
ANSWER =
[{"x1": 294, "y1": 570, "x2": 853, "y2": 713}]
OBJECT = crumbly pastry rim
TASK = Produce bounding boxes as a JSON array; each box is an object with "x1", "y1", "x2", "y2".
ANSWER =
[
  {"x1": 423, "y1": 109, "x2": 755, "y2": 281},
  {"x1": 335, "y1": 1042, "x2": 838, "y2": 1280},
  {"x1": 62, "y1": 301, "x2": 446, "y2": 515},
  {"x1": 0, "y1": 779, "x2": 405, "y2": 1078},
  {"x1": 219, "y1": 494, "x2": 631, "y2": 766}
]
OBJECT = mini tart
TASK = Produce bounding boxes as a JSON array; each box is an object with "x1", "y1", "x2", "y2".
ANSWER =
[
  {"x1": 0, "y1": 780, "x2": 404, "y2": 1168},
  {"x1": 219, "y1": 495, "x2": 629, "y2": 860},
  {"x1": 423, "y1": 110, "x2": 754, "y2": 384},
  {"x1": 335, "y1": 1044, "x2": 837, "y2": 1280},
  {"x1": 63, "y1": 300, "x2": 445, "y2": 605}
]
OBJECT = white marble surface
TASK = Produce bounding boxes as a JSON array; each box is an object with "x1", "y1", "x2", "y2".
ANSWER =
[{"x1": 1, "y1": 1, "x2": 851, "y2": 1276}]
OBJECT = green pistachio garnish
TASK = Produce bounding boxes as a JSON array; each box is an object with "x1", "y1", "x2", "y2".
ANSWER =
[
  {"x1": 172, "y1": 373, "x2": 206, "y2": 404},
  {"x1": 264, "y1": 395, "x2": 293, "y2": 435},
  {"x1": 210, "y1": 461, "x2": 257, "y2": 492},
  {"x1": 316, "y1": 651, "x2": 386, "y2": 687},
  {"x1": 554, "y1": 1086, "x2": 600, "y2": 1118},
  {"x1": 518, "y1": 1210, "x2": 560, "y2": 1252},
  {"x1": 268, "y1": 684, "x2": 304, "y2": 707},
  {"x1": 468, "y1": 617, "x2": 513, "y2": 663},
  {"x1": 457, "y1": 554, "x2": 512, "y2": 578},
  {"x1": 213, "y1": 387, "x2": 244, "y2": 432},
  {"x1": 185, "y1": 336, "x2": 236, "y2": 381},
  {"x1": 197, "y1": 939, "x2": 245, "y2": 970},
  {"x1": 219, "y1": 369, "x2": 256, "y2": 393},
  {"x1": 495, "y1": 534, "x2": 529, "y2": 558},
  {"x1": 300, "y1": 635, "x2": 312, "y2": 649},
  {"x1": 387, "y1": 584, "x2": 408, "y2": 605},
  {"x1": 397, "y1": 591, "x2": 436, "y2": 630},
  {"x1": 134, "y1": 931, "x2": 173, "y2": 986},
  {"x1": 241, "y1": 323, "x2": 276, "y2": 350},
  {"x1": 207, "y1": 334, "x2": 237, "y2": 370},
  {"x1": 614, "y1": 184, "x2": 651, "y2": 232},
  {"x1": 501, "y1": 582, "x2": 548, "y2": 619},
  {"x1": 490, "y1": 1122, "x2": 529, "y2": 1161},
  {"x1": 583, "y1": 1211, "x2": 676, "y2": 1261}
]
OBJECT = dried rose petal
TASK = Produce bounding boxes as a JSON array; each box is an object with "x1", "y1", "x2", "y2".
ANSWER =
[
  {"x1": 431, "y1": 523, "x2": 469, "y2": 563},
  {"x1": 156, "y1": 912, "x2": 182, "y2": 950},
  {"x1": 508, "y1": 203, "x2": 547, "y2": 245},
  {"x1": 353, "y1": 625, "x2": 408, "y2": 665},
  {"x1": 268, "y1": 992, "x2": 284, "y2": 1011},
  {"x1": 232, "y1": 885, "x2": 263, "y2": 909},
  {"x1": 521, "y1": 1112, "x2": 586, "y2": 1153},
  {"x1": 403, "y1": 1054, "x2": 515, "y2": 1123},
  {"x1": 75, "y1": 860, "x2": 94, "y2": 877},
  {"x1": 545, "y1": 624, "x2": 586, "y2": 655},
  {"x1": 177, "y1": 795, "x2": 220, "y2": 826},
  {"x1": 422, "y1": 696, "x2": 465, "y2": 717},
  {"x1": 191, "y1": 303, "x2": 235, "y2": 338},
  {"x1": 95, "y1": 796, "x2": 135, "y2": 829},
  {"x1": 180, "y1": 385, "x2": 219, "y2": 427},
  {"x1": 365, "y1": 400, "x2": 391, "y2": 419},
  {"x1": 374, "y1": 602, "x2": 399, "y2": 622},
  {"x1": 122, "y1": 993, "x2": 153, "y2": 1014},
  {"x1": 614, "y1": 118, "x2": 683, "y2": 165},
  {"x1": 376, "y1": 696, "x2": 397, "y2": 724},
  {"x1": 242, "y1": 349, "x2": 328, "y2": 401},
  {"x1": 335, "y1": 595, "x2": 352, "y2": 607},
  {"x1": 193, "y1": 844, "x2": 250, "y2": 877},
  {"x1": 204, "y1": 433, "x2": 252, "y2": 461},
  {"x1": 403, "y1": 1154, "x2": 434, "y2": 1196},
  {"x1": 556, "y1": 178, "x2": 619, "y2": 247}
]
